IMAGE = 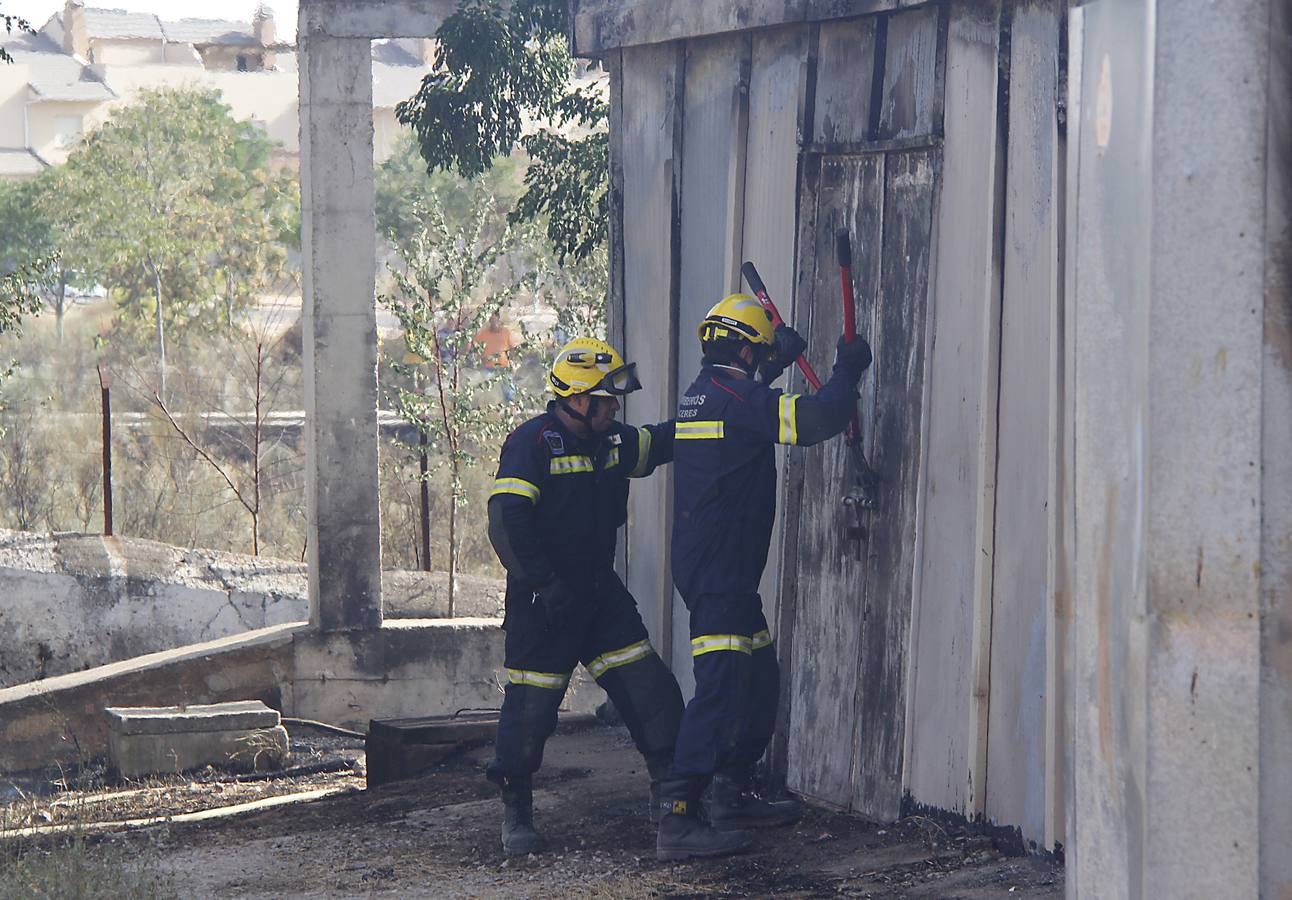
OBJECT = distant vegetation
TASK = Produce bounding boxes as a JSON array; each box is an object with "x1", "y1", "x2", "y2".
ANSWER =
[{"x1": 0, "y1": 73, "x2": 608, "y2": 576}]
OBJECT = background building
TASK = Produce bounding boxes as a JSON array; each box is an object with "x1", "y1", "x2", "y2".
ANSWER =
[{"x1": 0, "y1": 0, "x2": 431, "y2": 178}]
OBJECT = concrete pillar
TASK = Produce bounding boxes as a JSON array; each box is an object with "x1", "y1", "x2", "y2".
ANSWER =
[
  {"x1": 1260, "y1": 3, "x2": 1292, "y2": 896},
  {"x1": 298, "y1": 18, "x2": 382, "y2": 631},
  {"x1": 1070, "y1": 0, "x2": 1280, "y2": 896}
]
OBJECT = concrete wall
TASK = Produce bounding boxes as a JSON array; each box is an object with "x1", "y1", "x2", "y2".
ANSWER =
[
  {"x1": 0, "y1": 529, "x2": 504, "y2": 689},
  {"x1": 89, "y1": 39, "x2": 166, "y2": 66},
  {"x1": 0, "y1": 617, "x2": 601, "y2": 773},
  {"x1": 25, "y1": 99, "x2": 99, "y2": 165}
]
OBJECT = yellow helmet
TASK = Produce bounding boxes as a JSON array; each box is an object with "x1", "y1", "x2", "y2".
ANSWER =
[
  {"x1": 549, "y1": 337, "x2": 642, "y2": 399},
  {"x1": 698, "y1": 293, "x2": 774, "y2": 347}
]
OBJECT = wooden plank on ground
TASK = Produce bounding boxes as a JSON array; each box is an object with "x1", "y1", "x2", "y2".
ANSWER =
[
  {"x1": 620, "y1": 41, "x2": 684, "y2": 669},
  {"x1": 743, "y1": 24, "x2": 811, "y2": 637},
  {"x1": 901, "y1": 0, "x2": 1002, "y2": 820},
  {"x1": 673, "y1": 32, "x2": 753, "y2": 696},
  {"x1": 850, "y1": 148, "x2": 935, "y2": 820},
  {"x1": 877, "y1": 4, "x2": 942, "y2": 141},
  {"x1": 813, "y1": 17, "x2": 879, "y2": 144},
  {"x1": 984, "y1": 0, "x2": 1061, "y2": 850}
]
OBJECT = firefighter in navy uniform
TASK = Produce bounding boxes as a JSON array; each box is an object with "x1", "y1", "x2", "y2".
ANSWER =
[
  {"x1": 655, "y1": 293, "x2": 873, "y2": 861},
  {"x1": 485, "y1": 337, "x2": 684, "y2": 857}
]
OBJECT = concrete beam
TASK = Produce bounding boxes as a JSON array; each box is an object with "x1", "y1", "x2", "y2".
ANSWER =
[
  {"x1": 299, "y1": 29, "x2": 383, "y2": 631},
  {"x1": 298, "y1": 0, "x2": 458, "y2": 40},
  {"x1": 571, "y1": 0, "x2": 926, "y2": 56}
]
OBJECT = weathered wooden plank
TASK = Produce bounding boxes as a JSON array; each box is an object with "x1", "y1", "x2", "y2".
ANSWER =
[
  {"x1": 813, "y1": 17, "x2": 878, "y2": 144},
  {"x1": 770, "y1": 150, "x2": 824, "y2": 785},
  {"x1": 571, "y1": 0, "x2": 915, "y2": 57},
  {"x1": 620, "y1": 42, "x2": 684, "y2": 669},
  {"x1": 849, "y1": 148, "x2": 935, "y2": 820},
  {"x1": 901, "y1": 0, "x2": 1002, "y2": 820},
  {"x1": 607, "y1": 50, "x2": 629, "y2": 582},
  {"x1": 984, "y1": 0, "x2": 1062, "y2": 851},
  {"x1": 743, "y1": 25, "x2": 811, "y2": 632},
  {"x1": 876, "y1": 4, "x2": 942, "y2": 141},
  {"x1": 1058, "y1": 6, "x2": 1081, "y2": 869},
  {"x1": 673, "y1": 32, "x2": 753, "y2": 695},
  {"x1": 785, "y1": 153, "x2": 885, "y2": 807}
]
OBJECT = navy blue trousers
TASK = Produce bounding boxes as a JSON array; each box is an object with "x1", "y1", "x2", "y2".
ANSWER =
[
  {"x1": 488, "y1": 570, "x2": 683, "y2": 782},
  {"x1": 668, "y1": 592, "x2": 779, "y2": 781}
]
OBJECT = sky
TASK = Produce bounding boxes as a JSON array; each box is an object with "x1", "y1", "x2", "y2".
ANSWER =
[{"x1": 7, "y1": 1, "x2": 298, "y2": 39}]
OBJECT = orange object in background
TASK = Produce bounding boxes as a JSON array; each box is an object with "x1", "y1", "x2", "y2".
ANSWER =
[{"x1": 475, "y1": 313, "x2": 515, "y2": 369}]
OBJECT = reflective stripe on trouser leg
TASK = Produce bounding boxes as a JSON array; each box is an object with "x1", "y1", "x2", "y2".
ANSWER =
[
  {"x1": 667, "y1": 637, "x2": 755, "y2": 780},
  {"x1": 488, "y1": 677, "x2": 568, "y2": 780},
  {"x1": 590, "y1": 645, "x2": 683, "y2": 776}
]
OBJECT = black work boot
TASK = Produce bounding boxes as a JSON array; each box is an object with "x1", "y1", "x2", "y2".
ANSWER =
[
  {"x1": 646, "y1": 756, "x2": 671, "y2": 825},
  {"x1": 493, "y1": 774, "x2": 539, "y2": 856},
  {"x1": 708, "y1": 769, "x2": 802, "y2": 830},
  {"x1": 656, "y1": 778, "x2": 752, "y2": 861}
]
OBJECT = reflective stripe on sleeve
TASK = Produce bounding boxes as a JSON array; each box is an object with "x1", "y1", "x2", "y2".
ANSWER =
[
  {"x1": 490, "y1": 477, "x2": 541, "y2": 504},
  {"x1": 676, "y1": 421, "x2": 725, "y2": 441},
  {"x1": 777, "y1": 394, "x2": 800, "y2": 445},
  {"x1": 550, "y1": 455, "x2": 594, "y2": 475},
  {"x1": 690, "y1": 634, "x2": 753, "y2": 657},
  {"x1": 752, "y1": 629, "x2": 772, "y2": 650},
  {"x1": 586, "y1": 640, "x2": 654, "y2": 679},
  {"x1": 506, "y1": 668, "x2": 571, "y2": 690},
  {"x1": 628, "y1": 427, "x2": 653, "y2": 477}
]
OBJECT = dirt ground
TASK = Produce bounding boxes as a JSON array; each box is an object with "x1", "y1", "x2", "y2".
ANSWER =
[{"x1": 3, "y1": 723, "x2": 1062, "y2": 898}]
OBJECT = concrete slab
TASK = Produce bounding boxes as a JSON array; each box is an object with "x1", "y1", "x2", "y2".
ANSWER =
[
  {"x1": 105, "y1": 701, "x2": 281, "y2": 736},
  {"x1": 109, "y1": 724, "x2": 290, "y2": 778}
]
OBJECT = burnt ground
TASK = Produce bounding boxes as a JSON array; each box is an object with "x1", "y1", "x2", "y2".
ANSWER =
[{"x1": 2, "y1": 723, "x2": 1062, "y2": 898}]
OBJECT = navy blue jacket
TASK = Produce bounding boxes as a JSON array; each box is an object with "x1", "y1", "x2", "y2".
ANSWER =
[
  {"x1": 671, "y1": 361, "x2": 863, "y2": 599},
  {"x1": 488, "y1": 402, "x2": 674, "y2": 591}
]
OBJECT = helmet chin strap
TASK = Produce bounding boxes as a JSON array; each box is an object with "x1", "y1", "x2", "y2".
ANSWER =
[{"x1": 558, "y1": 395, "x2": 606, "y2": 431}]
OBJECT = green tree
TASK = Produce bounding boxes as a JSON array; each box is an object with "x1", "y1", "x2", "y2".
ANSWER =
[
  {"x1": 379, "y1": 190, "x2": 540, "y2": 613},
  {"x1": 0, "y1": 173, "x2": 74, "y2": 339},
  {"x1": 0, "y1": 6, "x2": 43, "y2": 350},
  {"x1": 396, "y1": 0, "x2": 609, "y2": 264},
  {"x1": 376, "y1": 132, "x2": 526, "y2": 250},
  {"x1": 1, "y1": 7, "x2": 31, "y2": 64},
  {"x1": 41, "y1": 88, "x2": 298, "y2": 397}
]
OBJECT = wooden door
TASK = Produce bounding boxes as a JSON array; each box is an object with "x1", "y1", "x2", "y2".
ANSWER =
[{"x1": 783, "y1": 148, "x2": 936, "y2": 819}]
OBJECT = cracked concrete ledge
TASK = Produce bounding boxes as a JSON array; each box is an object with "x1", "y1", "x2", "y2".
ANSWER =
[
  {"x1": 0, "y1": 618, "x2": 599, "y2": 773},
  {"x1": 0, "y1": 529, "x2": 505, "y2": 688}
]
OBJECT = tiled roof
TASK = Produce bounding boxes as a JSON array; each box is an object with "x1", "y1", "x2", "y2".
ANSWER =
[
  {"x1": 162, "y1": 18, "x2": 257, "y2": 47},
  {"x1": 372, "y1": 39, "x2": 422, "y2": 68},
  {"x1": 1, "y1": 31, "x2": 114, "y2": 103},
  {"x1": 0, "y1": 149, "x2": 48, "y2": 178},
  {"x1": 83, "y1": 7, "x2": 164, "y2": 40},
  {"x1": 28, "y1": 80, "x2": 115, "y2": 102}
]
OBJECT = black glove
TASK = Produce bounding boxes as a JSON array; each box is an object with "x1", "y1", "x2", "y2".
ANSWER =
[
  {"x1": 833, "y1": 335, "x2": 872, "y2": 378},
  {"x1": 759, "y1": 325, "x2": 808, "y2": 383},
  {"x1": 534, "y1": 578, "x2": 579, "y2": 627}
]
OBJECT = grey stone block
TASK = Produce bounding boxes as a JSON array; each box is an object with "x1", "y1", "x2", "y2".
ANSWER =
[
  {"x1": 105, "y1": 700, "x2": 288, "y2": 777},
  {"x1": 104, "y1": 700, "x2": 280, "y2": 735},
  {"x1": 108, "y1": 724, "x2": 290, "y2": 778}
]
